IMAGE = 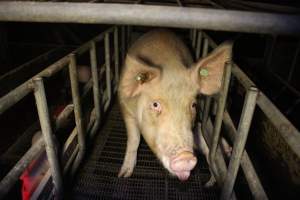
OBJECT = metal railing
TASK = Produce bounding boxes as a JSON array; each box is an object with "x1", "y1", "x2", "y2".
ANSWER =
[
  {"x1": 191, "y1": 29, "x2": 300, "y2": 200},
  {"x1": 0, "y1": 26, "x2": 128, "y2": 199}
]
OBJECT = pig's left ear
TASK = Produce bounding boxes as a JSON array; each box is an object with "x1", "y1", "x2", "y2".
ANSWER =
[{"x1": 191, "y1": 41, "x2": 232, "y2": 95}]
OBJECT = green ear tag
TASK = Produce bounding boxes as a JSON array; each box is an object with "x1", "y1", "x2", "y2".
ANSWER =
[{"x1": 200, "y1": 68, "x2": 209, "y2": 77}]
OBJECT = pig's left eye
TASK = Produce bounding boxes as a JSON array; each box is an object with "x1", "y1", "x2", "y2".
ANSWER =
[{"x1": 151, "y1": 101, "x2": 162, "y2": 113}]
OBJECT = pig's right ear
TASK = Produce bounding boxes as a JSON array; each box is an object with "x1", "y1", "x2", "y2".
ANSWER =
[{"x1": 120, "y1": 55, "x2": 160, "y2": 97}]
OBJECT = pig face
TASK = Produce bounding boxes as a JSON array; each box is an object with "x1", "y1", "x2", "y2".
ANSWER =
[{"x1": 119, "y1": 36, "x2": 232, "y2": 181}]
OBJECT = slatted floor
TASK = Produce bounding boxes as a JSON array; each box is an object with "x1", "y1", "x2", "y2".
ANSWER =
[{"x1": 71, "y1": 103, "x2": 219, "y2": 199}]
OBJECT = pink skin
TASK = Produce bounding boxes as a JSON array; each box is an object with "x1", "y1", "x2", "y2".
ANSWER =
[{"x1": 170, "y1": 151, "x2": 197, "y2": 181}]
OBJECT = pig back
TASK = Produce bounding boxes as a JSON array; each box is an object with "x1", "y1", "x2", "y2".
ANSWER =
[{"x1": 127, "y1": 29, "x2": 193, "y2": 70}]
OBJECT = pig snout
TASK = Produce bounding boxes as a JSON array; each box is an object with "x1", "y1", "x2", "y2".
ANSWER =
[{"x1": 170, "y1": 151, "x2": 197, "y2": 181}]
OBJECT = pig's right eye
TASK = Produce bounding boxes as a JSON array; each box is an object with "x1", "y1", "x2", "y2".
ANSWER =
[{"x1": 151, "y1": 101, "x2": 162, "y2": 113}]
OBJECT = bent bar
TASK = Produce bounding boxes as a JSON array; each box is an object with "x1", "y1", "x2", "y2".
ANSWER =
[{"x1": 0, "y1": 2, "x2": 299, "y2": 35}]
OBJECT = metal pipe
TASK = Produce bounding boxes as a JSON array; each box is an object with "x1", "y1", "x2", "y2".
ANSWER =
[
  {"x1": 221, "y1": 87, "x2": 259, "y2": 200},
  {"x1": 209, "y1": 61, "x2": 232, "y2": 178},
  {"x1": 223, "y1": 111, "x2": 268, "y2": 200},
  {"x1": 192, "y1": 29, "x2": 197, "y2": 49},
  {"x1": 121, "y1": 26, "x2": 126, "y2": 61},
  {"x1": 0, "y1": 137, "x2": 44, "y2": 198},
  {"x1": 114, "y1": 27, "x2": 120, "y2": 86},
  {"x1": 202, "y1": 38, "x2": 209, "y2": 57},
  {"x1": 90, "y1": 42, "x2": 101, "y2": 138},
  {"x1": 196, "y1": 31, "x2": 202, "y2": 59},
  {"x1": 68, "y1": 54, "x2": 86, "y2": 176},
  {"x1": 176, "y1": 0, "x2": 183, "y2": 7},
  {"x1": 104, "y1": 33, "x2": 112, "y2": 110},
  {"x1": 1, "y1": 2, "x2": 299, "y2": 35},
  {"x1": 33, "y1": 77, "x2": 63, "y2": 198}
]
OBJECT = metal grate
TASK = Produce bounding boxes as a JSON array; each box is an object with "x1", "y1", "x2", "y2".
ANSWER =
[{"x1": 71, "y1": 103, "x2": 219, "y2": 199}]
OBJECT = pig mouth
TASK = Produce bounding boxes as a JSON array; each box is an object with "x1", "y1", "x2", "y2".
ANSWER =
[{"x1": 162, "y1": 151, "x2": 197, "y2": 181}]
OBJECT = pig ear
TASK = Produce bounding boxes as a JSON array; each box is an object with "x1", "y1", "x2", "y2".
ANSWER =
[
  {"x1": 192, "y1": 41, "x2": 232, "y2": 95},
  {"x1": 120, "y1": 55, "x2": 161, "y2": 97}
]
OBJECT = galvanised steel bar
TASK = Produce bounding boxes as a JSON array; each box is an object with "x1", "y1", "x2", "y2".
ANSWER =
[
  {"x1": 0, "y1": 27, "x2": 115, "y2": 115},
  {"x1": 231, "y1": 64, "x2": 300, "y2": 158},
  {"x1": 1, "y1": 2, "x2": 299, "y2": 35},
  {"x1": 223, "y1": 110, "x2": 268, "y2": 200},
  {"x1": 209, "y1": 61, "x2": 232, "y2": 178},
  {"x1": 192, "y1": 29, "x2": 197, "y2": 49},
  {"x1": 0, "y1": 137, "x2": 44, "y2": 198},
  {"x1": 114, "y1": 27, "x2": 120, "y2": 86},
  {"x1": 221, "y1": 87, "x2": 259, "y2": 200},
  {"x1": 196, "y1": 31, "x2": 202, "y2": 59},
  {"x1": 90, "y1": 41, "x2": 101, "y2": 138},
  {"x1": 33, "y1": 77, "x2": 63, "y2": 198},
  {"x1": 104, "y1": 33, "x2": 112, "y2": 110},
  {"x1": 202, "y1": 38, "x2": 209, "y2": 57},
  {"x1": 121, "y1": 26, "x2": 126, "y2": 61},
  {"x1": 68, "y1": 54, "x2": 86, "y2": 176}
]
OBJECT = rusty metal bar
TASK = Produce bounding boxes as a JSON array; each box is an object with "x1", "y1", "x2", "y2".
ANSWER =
[
  {"x1": 223, "y1": 111, "x2": 268, "y2": 200},
  {"x1": 104, "y1": 33, "x2": 112, "y2": 110},
  {"x1": 0, "y1": 2, "x2": 299, "y2": 35},
  {"x1": 221, "y1": 87, "x2": 259, "y2": 200},
  {"x1": 33, "y1": 77, "x2": 63, "y2": 198},
  {"x1": 0, "y1": 137, "x2": 44, "y2": 198},
  {"x1": 90, "y1": 41, "x2": 101, "y2": 138},
  {"x1": 68, "y1": 54, "x2": 86, "y2": 176},
  {"x1": 196, "y1": 31, "x2": 202, "y2": 59},
  {"x1": 114, "y1": 27, "x2": 120, "y2": 87},
  {"x1": 209, "y1": 62, "x2": 232, "y2": 178}
]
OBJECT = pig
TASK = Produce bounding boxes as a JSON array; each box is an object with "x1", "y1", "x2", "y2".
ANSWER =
[{"x1": 118, "y1": 29, "x2": 232, "y2": 181}]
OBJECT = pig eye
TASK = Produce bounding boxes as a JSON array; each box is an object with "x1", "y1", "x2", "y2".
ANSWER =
[
  {"x1": 191, "y1": 102, "x2": 197, "y2": 109},
  {"x1": 151, "y1": 101, "x2": 162, "y2": 113}
]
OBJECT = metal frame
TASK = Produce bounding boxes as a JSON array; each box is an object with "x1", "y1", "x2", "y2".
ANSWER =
[
  {"x1": 0, "y1": 26, "x2": 125, "y2": 199},
  {"x1": 0, "y1": 2, "x2": 300, "y2": 35}
]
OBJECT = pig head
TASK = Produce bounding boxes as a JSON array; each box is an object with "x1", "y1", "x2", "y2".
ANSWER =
[{"x1": 118, "y1": 29, "x2": 232, "y2": 181}]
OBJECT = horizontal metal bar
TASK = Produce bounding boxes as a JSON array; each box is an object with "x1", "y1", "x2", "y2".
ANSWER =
[
  {"x1": 223, "y1": 110, "x2": 268, "y2": 200},
  {"x1": 221, "y1": 87, "x2": 258, "y2": 200},
  {"x1": 0, "y1": 137, "x2": 44, "y2": 198},
  {"x1": 0, "y1": 2, "x2": 299, "y2": 35}
]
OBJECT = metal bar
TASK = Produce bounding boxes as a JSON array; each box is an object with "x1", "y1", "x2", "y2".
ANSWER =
[
  {"x1": 68, "y1": 54, "x2": 86, "y2": 176},
  {"x1": 90, "y1": 41, "x2": 101, "y2": 138},
  {"x1": 33, "y1": 77, "x2": 63, "y2": 198},
  {"x1": 195, "y1": 31, "x2": 202, "y2": 59},
  {"x1": 202, "y1": 96, "x2": 211, "y2": 128},
  {"x1": 114, "y1": 27, "x2": 120, "y2": 85},
  {"x1": 0, "y1": 137, "x2": 44, "y2": 198},
  {"x1": 287, "y1": 41, "x2": 300, "y2": 82},
  {"x1": 223, "y1": 111, "x2": 268, "y2": 200},
  {"x1": 176, "y1": 0, "x2": 183, "y2": 7},
  {"x1": 192, "y1": 29, "x2": 197, "y2": 49},
  {"x1": 104, "y1": 33, "x2": 112, "y2": 110},
  {"x1": 121, "y1": 26, "x2": 126, "y2": 61},
  {"x1": 1, "y1": 2, "x2": 299, "y2": 35},
  {"x1": 209, "y1": 61, "x2": 232, "y2": 178},
  {"x1": 202, "y1": 38, "x2": 209, "y2": 57},
  {"x1": 231, "y1": 64, "x2": 300, "y2": 158},
  {"x1": 221, "y1": 87, "x2": 259, "y2": 200},
  {"x1": 127, "y1": 25, "x2": 132, "y2": 49}
]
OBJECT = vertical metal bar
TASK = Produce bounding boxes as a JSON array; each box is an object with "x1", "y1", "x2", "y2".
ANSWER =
[
  {"x1": 202, "y1": 38, "x2": 209, "y2": 57},
  {"x1": 192, "y1": 29, "x2": 197, "y2": 50},
  {"x1": 114, "y1": 26, "x2": 120, "y2": 86},
  {"x1": 105, "y1": 33, "x2": 112, "y2": 110},
  {"x1": 196, "y1": 31, "x2": 202, "y2": 59},
  {"x1": 221, "y1": 87, "x2": 259, "y2": 200},
  {"x1": 90, "y1": 42, "x2": 101, "y2": 138},
  {"x1": 121, "y1": 26, "x2": 126, "y2": 62},
  {"x1": 127, "y1": 25, "x2": 132, "y2": 49},
  {"x1": 209, "y1": 62, "x2": 232, "y2": 178},
  {"x1": 68, "y1": 54, "x2": 86, "y2": 176},
  {"x1": 202, "y1": 96, "x2": 211, "y2": 129},
  {"x1": 33, "y1": 77, "x2": 63, "y2": 198}
]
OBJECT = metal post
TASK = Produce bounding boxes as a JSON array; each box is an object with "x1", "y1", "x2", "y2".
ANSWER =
[
  {"x1": 121, "y1": 26, "x2": 126, "y2": 61},
  {"x1": 33, "y1": 77, "x2": 63, "y2": 198},
  {"x1": 90, "y1": 42, "x2": 101, "y2": 138},
  {"x1": 221, "y1": 87, "x2": 259, "y2": 200},
  {"x1": 127, "y1": 25, "x2": 132, "y2": 49},
  {"x1": 196, "y1": 31, "x2": 202, "y2": 59},
  {"x1": 209, "y1": 62, "x2": 232, "y2": 178},
  {"x1": 104, "y1": 33, "x2": 112, "y2": 110},
  {"x1": 202, "y1": 38, "x2": 209, "y2": 57},
  {"x1": 192, "y1": 29, "x2": 197, "y2": 49},
  {"x1": 68, "y1": 54, "x2": 86, "y2": 176},
  {"x1": 223, "y1": 111, "x2": 268, "y2": 200},
  {"x1": 114, "y1": 26, "x2": 120, "y2": 87}
]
